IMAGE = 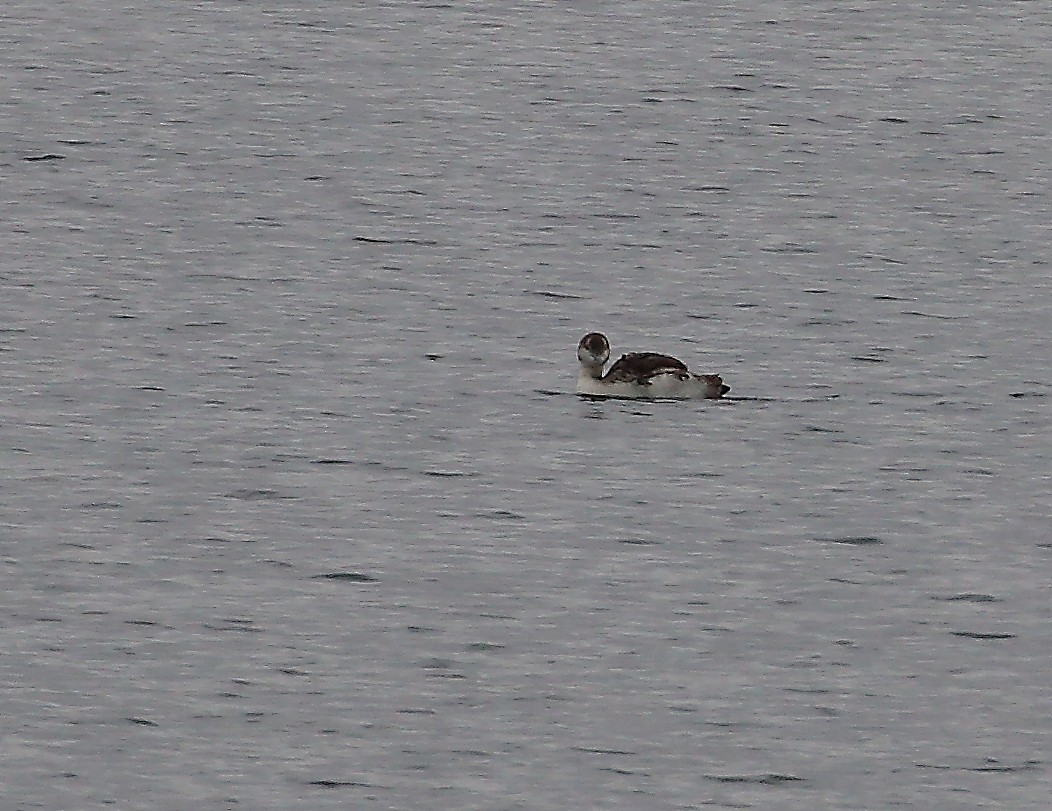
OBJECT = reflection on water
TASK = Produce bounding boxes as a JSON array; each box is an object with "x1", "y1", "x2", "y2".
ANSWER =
[{"x1": 3, "y1": 0, "x2": 1051, "y2": 809}]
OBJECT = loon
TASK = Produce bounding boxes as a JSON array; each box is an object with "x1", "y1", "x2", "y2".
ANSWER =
[{"x1": 576, "y1": 332, "x2": 729, "y2": 399}]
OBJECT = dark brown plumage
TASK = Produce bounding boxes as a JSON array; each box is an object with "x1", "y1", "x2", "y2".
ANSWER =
[
  {"x1": 576, "y1": 331, "x2": 730, "y2": 398},
  {"x1": 603, "y1": 352, "x2": 690, "y2": 385}
]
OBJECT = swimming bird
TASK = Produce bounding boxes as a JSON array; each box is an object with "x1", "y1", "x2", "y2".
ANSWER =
[{"x1": 576, "y1": 332, "x2": 729, "y2": 399}]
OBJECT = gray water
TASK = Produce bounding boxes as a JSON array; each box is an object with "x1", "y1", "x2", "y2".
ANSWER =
[{"x1": 2, "y1": 2, "x2": 1051, "y2": 809}]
